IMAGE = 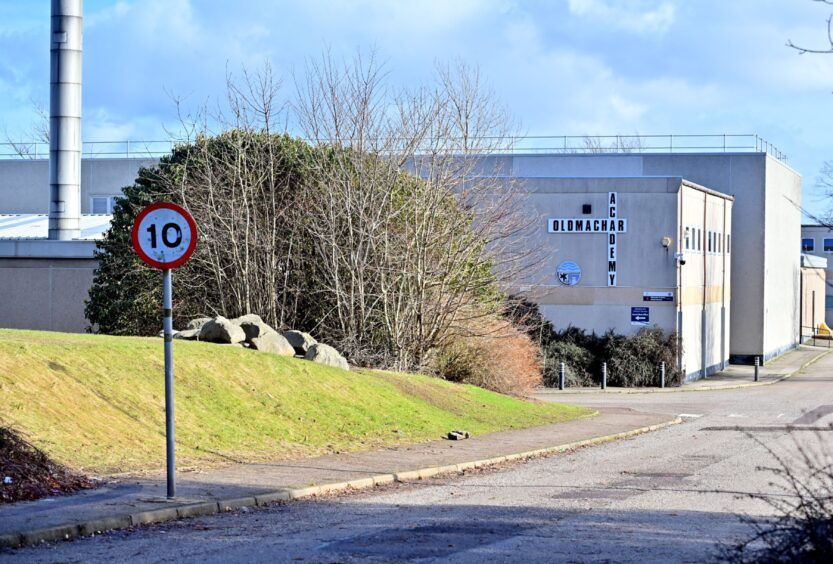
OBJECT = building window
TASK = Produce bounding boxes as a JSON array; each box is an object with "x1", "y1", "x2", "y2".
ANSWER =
[
  {"x1": 802, "y1": 238, "x2": 815, "y2": 252},
  {"x1": 718, "y1": 232, "x2": 722, "y2": 253},
  {"x1": 825, "y1": 238, "x2": 833, "y2": 253},
  {"x1": 727, "y1": 233, "x2": 731, "y2": 254},
  {"x1": 91, "y1": 196, "x2": 118, "y2": 214},
  {"x1": 697, "y1": 228, "x2": 702, "y2": 252},
  {"x1": 708, "y1": 231, "x2": 713, "y2": 253},
  {"x1": 684, "y1": 227, "x2": 690, "y2": 250}
]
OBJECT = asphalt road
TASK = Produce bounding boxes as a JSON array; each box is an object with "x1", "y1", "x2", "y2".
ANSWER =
[{"x1": 4, "y1": 353, "x2": 832, "y2": 563}]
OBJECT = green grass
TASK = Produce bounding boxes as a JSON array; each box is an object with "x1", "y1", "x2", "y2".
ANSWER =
[{"x1": 0, "y1": 329, "x2": 594, "y2": 474}]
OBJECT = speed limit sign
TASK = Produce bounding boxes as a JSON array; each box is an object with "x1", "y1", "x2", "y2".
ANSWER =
[
  {"x1": 131, "y1": 202, "x2": 197, "y2": 269},
  {"x1": 131, "y1": 201, "x2": 197, "y2": 500}
]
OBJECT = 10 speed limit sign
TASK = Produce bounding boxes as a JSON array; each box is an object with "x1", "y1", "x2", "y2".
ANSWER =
[
  {"x1": 131, "y1": 201, "x2": 197, "y2": 499},
  {"x1": 131, "y1": 202, "x2": 197, "y2": 269}
]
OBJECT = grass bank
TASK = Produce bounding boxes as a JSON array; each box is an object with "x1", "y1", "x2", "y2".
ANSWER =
[{"x1": 0, "y1": 329, "x2": 594, "y2": 474}]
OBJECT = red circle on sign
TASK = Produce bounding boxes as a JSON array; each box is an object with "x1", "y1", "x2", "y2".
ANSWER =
[{"x1": 131, "y1": 202, "x2": 198, "y2": 269}]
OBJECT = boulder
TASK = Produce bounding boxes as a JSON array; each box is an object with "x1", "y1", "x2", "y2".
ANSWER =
[
  {"x1": 283, "y1": 330, "x2": 317, "y2": 355},
  {"x1": 233, "y1": 314, "x2": 277, "y2": 341},
  {"x1": 199, "y1": 316, "x2": 246, "y2": 344},
  {"x1": 250, "y1": 332, "x2": 295, "y2": 356},
  {"x1": 304, "y1": 343, "x2": 349, "y2": 371},
  {"x1": 187, "y1": 317, "x2": 212, "y2": 331},
  {"x1": 173, "y1": 328, "x2": 200, "y2": 340}
]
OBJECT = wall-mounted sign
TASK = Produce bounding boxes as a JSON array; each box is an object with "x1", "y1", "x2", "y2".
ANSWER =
[
  {"x1": 556, "y1": 261, "x2": 582, "y2": 286},
  {"x1": 547, "y1": 218, "x2": 628, "y2": 233},
  {"x1": 548, "y1": 193, "x2": 624, "y2": 287},
  {"x1": 643, "y1": 291, "x2": 674, "y2": 302},
  {"x1": 631, "y1": 306, "x2": 650, "y2": 325}
]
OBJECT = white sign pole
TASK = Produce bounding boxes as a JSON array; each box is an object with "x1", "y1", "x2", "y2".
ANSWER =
[{"x1": 162, "y1": 268, "x2": 176, "y2": 499}]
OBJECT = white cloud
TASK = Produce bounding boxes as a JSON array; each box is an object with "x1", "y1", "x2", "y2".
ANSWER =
[{"x1": 567, "y1": 0, "x2": 676, "y2": 34}]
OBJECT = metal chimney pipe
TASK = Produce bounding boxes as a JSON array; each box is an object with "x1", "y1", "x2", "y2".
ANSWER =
[{"x1": 48, "y1": 0, "x2": 82, "y2": 240}]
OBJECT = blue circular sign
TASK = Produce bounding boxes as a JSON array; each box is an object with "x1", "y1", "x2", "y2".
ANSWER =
[{"x1": 557, "y1": 261, "x2": 581, "y2": 286}]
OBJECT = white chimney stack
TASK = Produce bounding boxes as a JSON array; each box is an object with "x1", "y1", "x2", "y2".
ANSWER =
[{"x1": 48, "y1": 0, "x2": 82, "y2": 240}]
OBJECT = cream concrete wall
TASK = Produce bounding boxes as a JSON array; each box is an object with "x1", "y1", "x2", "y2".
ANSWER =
[
  {"x1": 678, "y1": 184, "x2": 732, "y2": 379},
  {"x1": 801, "y1": 266, "x2": 826, "y2": 337},
  {"x1": 518, "y1": 178, "x2": 680, "y2": 339},
  {"x1": 0, "y1": 258, "x2": 96, "y2": 332}
]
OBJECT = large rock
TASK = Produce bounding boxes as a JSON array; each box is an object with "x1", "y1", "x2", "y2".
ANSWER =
[
  {"x1": 173, "y1": 328, "x2": 200, "y2": 340},
  {"x1": 233, "y1": 314, "x2": 277, "y2": 341},
  {"x1": 199, "y1": 316, "x2": 246, "y2": 344},
  {"x1": 282, "y1": 330, "x2": 317, "y2": 355},
  {"x1": 187, "y1": 317, "x2": 212, "y2": 331},
  {"x1": 304, "y1": 343, "x2": 349, "y2": 371},
  {"x1": 250, "y1": 332, "x2": 296, "y2": 356}
]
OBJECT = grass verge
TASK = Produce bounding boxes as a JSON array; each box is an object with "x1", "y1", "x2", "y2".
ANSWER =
[{"x1": 0, "y1": 329, "x2": 593, "y2": 474}]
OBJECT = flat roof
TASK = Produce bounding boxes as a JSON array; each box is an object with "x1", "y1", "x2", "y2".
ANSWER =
[
  {"x1": 0, "y1": 214, "x2": 112, "y2": 240},
  {"x1": 802, "y1": 253, "x2": 828, "y2": 269}
]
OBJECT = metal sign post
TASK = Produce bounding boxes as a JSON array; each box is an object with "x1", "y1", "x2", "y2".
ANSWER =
[
  {"x1": 131, "y1": 202, "x2": 197, "y2": 500},
  {"x1": 162, "y1": 268, "x2": 175, "y2": 498}
]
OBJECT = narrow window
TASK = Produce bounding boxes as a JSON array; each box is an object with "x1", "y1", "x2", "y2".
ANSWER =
[
  {"x1": 91, "y1": 197, "x2": 110, "y2": 214},
  {"x1": 727, "y1": 234, "x2": 731, "y2": 254},
  {"x1": 684, "y1": 227, "x2": 690, "y2": 250}
]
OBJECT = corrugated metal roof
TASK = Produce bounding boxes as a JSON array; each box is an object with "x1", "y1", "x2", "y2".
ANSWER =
[{"x1": 0, "y1": 214, "x2": 112, "y2": 240}]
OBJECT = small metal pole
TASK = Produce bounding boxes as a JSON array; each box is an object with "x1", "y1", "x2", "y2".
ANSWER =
[
  {"x1": 601, "y1": 362, "x2": 607, "y2": 390},
  {"x1": 559, "y1": 362, "x2": 566, "y2": 391},
  {"x1": 754, "y1": 356, "x2": 759, "y2": 383},
  {"x1": 660, "y1": 362, "x2": 666, "y2": 388},
  {"x1": 163, "y1": 269, "x2": 176, "y2": 499}
]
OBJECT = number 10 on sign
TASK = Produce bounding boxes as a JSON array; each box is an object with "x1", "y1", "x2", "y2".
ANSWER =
[{"x1": 131, "y1": 202, "x2": 197, "y2": 499}]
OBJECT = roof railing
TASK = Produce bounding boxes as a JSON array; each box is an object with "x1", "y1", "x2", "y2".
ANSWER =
[{"x1": 0, "y1": 134, "x2": 788, "y2": 162}]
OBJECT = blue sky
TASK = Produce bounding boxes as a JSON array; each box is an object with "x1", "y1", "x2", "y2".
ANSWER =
[{"x1": 2, "y1": 0, "x2": 833, "y2": 217}]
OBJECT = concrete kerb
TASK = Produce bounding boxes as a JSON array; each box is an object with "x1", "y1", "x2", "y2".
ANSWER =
[
  {"x1": 538, "y1": 348, "x2": 833, "y2": 396},
  {"x1": 0, "y1": 416, "x2": 682, "y2": 550}
]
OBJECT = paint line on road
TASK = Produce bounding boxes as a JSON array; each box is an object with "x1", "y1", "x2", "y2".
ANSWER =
[
  {"x1": 700, "y1": 425, "x2": 833, "y2": 432},
  {"x1": 678, "y1": 413, "x2": 703, "y2": 418}
]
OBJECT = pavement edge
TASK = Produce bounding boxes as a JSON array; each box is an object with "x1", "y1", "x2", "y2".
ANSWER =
[{"x1": 538, "y1": 347, "x2": 833, "y2": 395}]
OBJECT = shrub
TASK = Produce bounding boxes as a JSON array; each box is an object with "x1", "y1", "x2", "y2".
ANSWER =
[
  {"x1": 506, "y1": 299, "x2": 682, "y2": 388},
  {"x1": 606, "y1": 327, "x2": 681, "y2": 387},
  {"x1": 432, "y1": 315, "x2": 542, "y2": 395},
  {"x1": 543, "y1": 340, "x2": 594, "y2": 387}
]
